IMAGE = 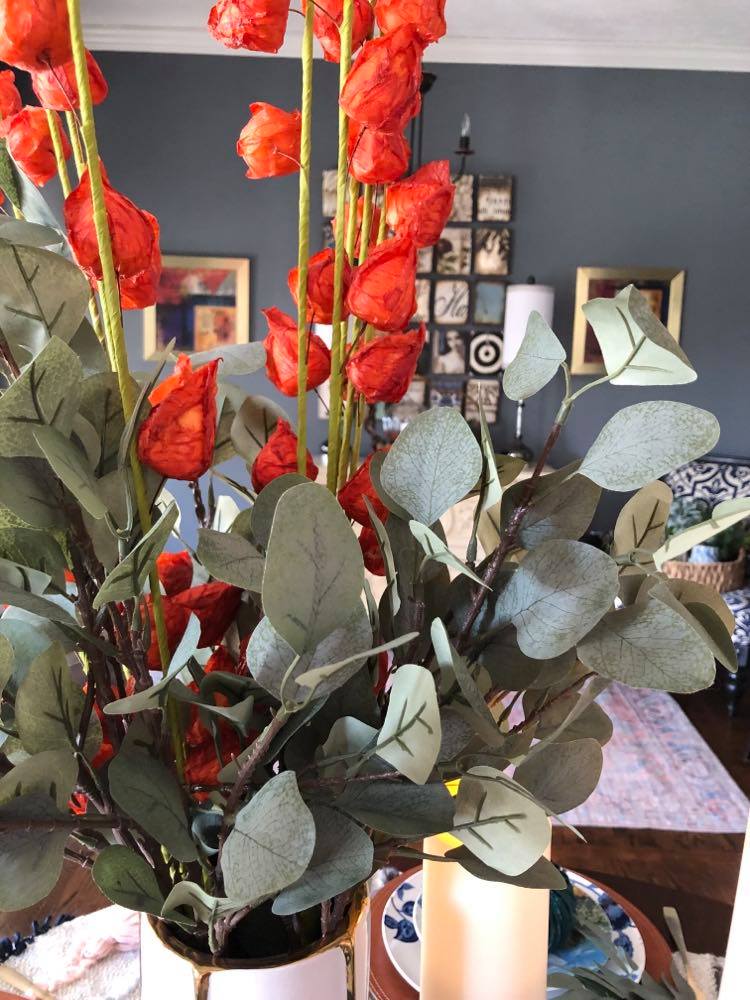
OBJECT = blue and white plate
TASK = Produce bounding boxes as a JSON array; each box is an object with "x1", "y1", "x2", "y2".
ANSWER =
[{"x1": 382, "y1": 868, "x2": 646, "y2": 994}]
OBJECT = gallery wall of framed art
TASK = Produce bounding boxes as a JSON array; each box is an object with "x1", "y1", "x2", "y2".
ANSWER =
[
  {"x1": 143, "y1": 255, "x2": 251, "y2": 357},
  {"x1": 571, "y1": 265, "x2": 685, "y2": 375}
]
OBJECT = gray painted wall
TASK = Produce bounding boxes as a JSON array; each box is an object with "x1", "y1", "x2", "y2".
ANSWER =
[{"x1": 88, "y1": 51, "x2": 750, "y2": 527}]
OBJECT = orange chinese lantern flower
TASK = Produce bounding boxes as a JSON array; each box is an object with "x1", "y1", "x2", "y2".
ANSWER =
[
  {"x1": 346, "y1": 324, "x2": 425, "y2": 404},
  {"x1": 208, "y1": 0, "x2": 291, "y2": 54},
  {"x1": 263, "y1": 307, "x2": 331, "y2": 396},
  {"x1": 137, "y1": 354, "x2": 220, "y2": 481},
  {"x1": 335, "y1": 197, "x2": 383, "y2": 259},
  {"x1": 31, "y1": 49, "x2": 108, "y2": 110},
  {"x1": 173, "y1": 582, "x2": 243, "y2": 647},
  {"x1": 118, "y1": 210, "x2": 162, "y2": 311},
  {"x1": 0, "y1": 70, "x2": 21, "y2": 138},
  {"x1": 375, "y1": 0, "x2": 447, "y2": 45},
  {"x1": 156, "y1": 550, "x2": 194, "y2": 597},
  {"x1": 237, "y1": 102, "x2": 301, "y2": 179},
  {"x1": 359, "y1": 525, "x2": 385, "y2": 575},
  {"x1": 204, "y1": 645, "x2": 244, "y2": 675},
  {"x1": 340, "y1": 25, "x2": 424, "y2": 131},
  {"x1": 0, "y1": 0, "x2": 71, "y2": 72},
  {"x1": 346, "y1": 235, "x2": 418, "y2": 332},
  {"x1": 348, "y1": 122, "x2": 410, "y2": 186},
  {"x1": 304, "y1": 0, "x2": 373, "y2": 63},
  {"x1": 288, "y1": 247, "x2": 352, "y2": 324},
  {"x1": 251, "y1": 419, "x2": 318, "y2": 492},
  {"x1": 65, "y1": 166, "x2": 159, "y2": 281},
  {"x1": 337, "y1": 451, "x2": 389, "y2": 527},
  {"x1": 6, "y1": 107, "x2": 70, "y2": 187},
  {"x1": 386, "y1": 159, "x2": 455, "y2": 248}
]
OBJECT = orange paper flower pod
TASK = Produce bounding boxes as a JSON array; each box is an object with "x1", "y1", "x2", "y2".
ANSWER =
[
  {"x1": 173, "y1": 582, "x2": 243, "y2": 647},
  {"x1": 375, "y1": 0, "x2": 447, "y2": 45},
  {"x1": 359, "y1": 525, "x2": 385, "y2": 575},
  {"x1": 335, "y1": 197, "x2": 383, "y2": 259},
  {"x1": 237, "y1": 102, "x2": 301, "y2": 179},
  {"x1": 137, "y1": 354, "x2": 220, "y2": 481},
  {"x1": 0, "y1": 0, "x2": 71, "y2": 72},
  {"x1": 264, "y1": 307, "x2": 331, "y2": 396},
  {"x1": 6, "y1": 107, "x2": 70, "y2": 187},
  {"x1": 118, "y1": 210, "x2": 162, "y2": 311},
  {"x1": 348, "y1": 122, "x2": 410, "y2": 186},
  {"x1": 339, "y1": 25, "x2": 424, "y2": 131},
  {"x1": 337, "y1": 451, "x2": 389, "y2": 527},
  {"x1": 385, "y1": 159, "x2": 455, "y2": 248},
  {"x1": 0, "y1": 70, "x2": 21, "y2": 138},
  {"x1": 31, "y1": 49, "x2": 108, "y2": 111},
  {"x1": 251, "y1": 419, "x2": 318, "y2": 492},
  {"x1": 304, "y1": 0, "x2": 373, "y2": 63},
  {"x1": 346, "y1": 325, "x2": 425, "y2": 404},
  {"x1": 144, "y1": 595, "x2": 191, "y2": 669},
  {"x1": 65, "y1": 166, "x2": 159, "y2": 281},
  {"x1": 156, "y1": 550, "x2": 194, "y2": 597},
  {"x1": 346, "y1": 235, "x2": 418, "y2": 332},
  {"x1": 208, "y1": 0, "x2": 291, "y2": 54},
  {"x1": 288, "y1": 247, "x2": 352, "y2": 323}
]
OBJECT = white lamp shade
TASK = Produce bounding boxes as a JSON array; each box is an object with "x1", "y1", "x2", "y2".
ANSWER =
[{"x1": 503, "y1": 284, "x2": 555, "y2": 367}]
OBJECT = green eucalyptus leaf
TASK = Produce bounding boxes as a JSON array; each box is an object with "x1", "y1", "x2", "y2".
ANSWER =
[
  {"x1": 320, "y1": 716, "x2": 378, "y2": 762},
  {"x1": 189, "y1": 342, "x2": 266, "y2": 375},
  {"x1": 247, "y1": 606, "x2": 372, "y2": 703},
  {"x1": 0, "y1": 748, "x2": 77, "y2": 809},
  {"x1": 579, "y1": 402, "x2": 720, "y2": 492},
  {"x1": 582, "y1": 284, "x2": 695, "y2": 386},
  {"x1": 0, "y1": 633, "x2": 13, "y2": 694},
  {"x1": 577, "y1": 595, "x2": 716, "y2": 693},
  {"x1": 250, "y1": 473, "x2": 308, "y2": 550},
  {"x1": 161, "y1": 881, "x2": 241, "y2": 927},
  {"x1": 15, "y1": 642, "x2": 102, "y2": 758},
  {"x1": 0, "y1": 557, "x2": 50, "y2": 595},
  {"x1": 196, "y1": 528, "x2": 264, "y2": 591},
  {"x1": 0, "y1": 217, "x2": 62, "y2": 249},
  {"x1": 109, "y1": 719, "x2": 197, "y2": 862},
  {"x1": 479, "y1": 631, "x2": 576, "y2": 693},
  {"x1": 611, "y1": 481, "x2": 673, "y2": 566},
  {"x1": 364, "y1": 497, "x2": 400, "y2": 616},
  {"x1": 93, "y1": 502, "x2": 179, "y2": 609},
  {"x1": 409, "y1": 520, "x2": 486, "y2": 587},
  {"x1": 380, "y1": 407, "x2": 483, "y2": 526},
  {"x1": 0, "y1": 243, "x2": 89, "y2": 365},
  {"x1": 653, "y1": 497, "x2": 750, "y2": 568},
  {"x1": 0, "y1": 336, "x2": 82, "y2": 457},
  {"x1": 0, "y1": 792, "x2": 68, "y2": 909},
  {"x1": 513, "y1": 474, "x2": 601, "y2": 549},
  {"x1": 515, "y1": 738, "x2": 603, "y2": 814},
  {"x1": 446, "y1": 847, "x2": 567, "y2": 890},
  {"x1": 79, "y1": 373, "x2": 130, "y2": 475},
  {"x1": 0, "y1": 584, "x2": 75, "y2": 624},
  {"x1": 551, "y1": 700, "x2": 613, "y2": 746},
  {"x1": 2, "y1": 147, "x2": 66, "y2": 233},
  {"x1": 33, "y1": 425, "x2": 108, "y2": 520},
  {"x1": 647, "y1": 582, "x2": 737, "y2": 673},
  {"x1": 71, "y1": 413, "x2": 102, "y2": 470},
  {"x1": 272, "y1": 804, "x2": 373, "y2": 916},
  {"x1": 376, "y1": 663, "x2": 441, "y2": 784},
  {"x1": 496, "y1": 540, "x2": 619, "y2": 658},
  {"x1": 335, "y1": 779, "x2": 455, "y2": 838},
  {"x1": 263, "y1": 483, "x2": 364, "y2": 654},
  {"x1": 477, "y1": 401, "x2": 503, "y2": 513},
  {"x1": 230, "y1": 394, "x2": 288, "y2": 465},
  {"x1": 93, "y1": 846, "x2": 166, "y2": 916},
  {"x1": 295, "y1": 632, "x2": 416, "y2": 690},
  {"x1": 642, "y1": 576, "x2": 736, "y2": 635},
  {"x1": 0, "y1": 139, "x2": 21, "y2": 208},
  {"x1": 368, "y1": 449, "x2": 412, "y2": 521},
  {"x1": 0, "y1": 617, "x2": 57, "y2": 695},
  {"x1": 222, "y1": 771, "x2": 315, "y2": 905},
  {"x1": 0, "y1": 458, "x2": 64, "y2": 530},
  {"x1": 502, "y1": 311, "x2": 566, "y2": 401},
  {"x1": 453, "y1": 765, "x2": 551, "y2": 876},
  {"x1": 69, "y1": 319, "x2": 109, "y2": 376}
]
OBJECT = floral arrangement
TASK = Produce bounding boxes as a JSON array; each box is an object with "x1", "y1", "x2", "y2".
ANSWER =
[{"x1": 0, "y1": 0, "x2": 744, "y2": 981}]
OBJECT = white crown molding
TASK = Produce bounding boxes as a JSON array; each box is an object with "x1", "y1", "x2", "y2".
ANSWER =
[{"x1": 84, "y1": 23, "x2": 750, "y2": 73}]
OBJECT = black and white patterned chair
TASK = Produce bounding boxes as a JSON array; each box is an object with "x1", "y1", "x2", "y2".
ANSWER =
[{"x1": 664, "y1": 456, "x2": 750, "y2": 715}]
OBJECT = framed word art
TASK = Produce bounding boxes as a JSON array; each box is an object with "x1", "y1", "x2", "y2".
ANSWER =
[
  {"x1": 144, "y1": 255, "x2": 251, "y2": 357},
  {"x1": 571, "y1": 266, "x2": 686, "y2": 376}
]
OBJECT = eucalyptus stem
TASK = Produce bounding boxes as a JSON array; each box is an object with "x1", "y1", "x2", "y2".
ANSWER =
[
  {"x1": 65, "y1": 0, "x2": 183, "y2": 776},
  {"x1": 295, "y1": 0, "x2": 314, "y2": 474},
  {"x1": 325, "y1": 0, "x2": 355, "y2": 491},
  {"x1": 346, "y1": 183, "x2": 376, "y2": 476}
]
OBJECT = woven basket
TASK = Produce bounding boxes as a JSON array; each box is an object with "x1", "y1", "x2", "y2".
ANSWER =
[{"x1": 663, "y1": 547, "x2": 746, "y2": 593}]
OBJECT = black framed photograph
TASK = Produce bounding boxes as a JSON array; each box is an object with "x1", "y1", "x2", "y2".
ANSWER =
[
  {"x1": 435, "y1": 227, "x2": 472, "y2": 274},
  {"x1": 432, "y1": 328, "x2": 468, "y2": 375},
  {"x1": 468, "y1": 329, "x2": 504, "y2": 376},
  {"x1": 477, "y1": 175, "x2": 513, "y2": 222},
  {"x1": 433, "y1": 280, "x2": 470, "y2": 325},
  {"x1": 474, "y1": 281, "x2": 507, "y2": 324},
  {"x1": 449, "y1": 173, "x2": 474, "y2": 222},
  {"x1": 464, "y1": 378, "x2": 500, "y2": 423},
  {"x1": 474, "y1": 228, "x2": 511, "y2": 276}
]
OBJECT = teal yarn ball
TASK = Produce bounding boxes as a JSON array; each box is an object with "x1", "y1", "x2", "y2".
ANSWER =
[{"x1": 549, "y1": 868, "x2": 577, "y2": 951}]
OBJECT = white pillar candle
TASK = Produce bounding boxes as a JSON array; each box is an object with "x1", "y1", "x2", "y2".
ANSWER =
[
  {"x1": 420, "y1": 834, "x2": 550, "y2": 1000},
  {"x1": 502, "y1": 284, "x2": 555, "y2": 368},
  {"x1": 719, "y1": 811, "x2": 750, "y2": 998}
]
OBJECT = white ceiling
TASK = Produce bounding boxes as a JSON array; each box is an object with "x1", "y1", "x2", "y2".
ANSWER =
[{"x1": 82, "y1": 0, "x2": 750, "y2": 72}]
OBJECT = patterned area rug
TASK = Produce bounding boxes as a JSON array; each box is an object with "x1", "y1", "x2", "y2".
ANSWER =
[{"x1": 565, "y1": 684, "x2": 749, "y2": 833}]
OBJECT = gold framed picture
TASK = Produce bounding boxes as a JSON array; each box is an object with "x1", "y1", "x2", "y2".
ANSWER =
[
  {"x1": 571, "y1": 266, "x2": 685, "y2": 375},
  {"x1": 144, "y1": 255, "x2": 251, "y2": 357}
]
